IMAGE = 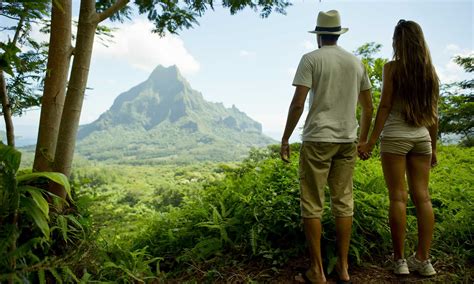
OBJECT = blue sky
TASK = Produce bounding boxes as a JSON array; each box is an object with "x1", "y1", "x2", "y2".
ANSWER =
[{"x1": 2, "y1": 0, "x2": 473, "y2": 144}]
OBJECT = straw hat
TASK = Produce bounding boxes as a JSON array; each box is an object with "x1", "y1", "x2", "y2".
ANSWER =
[{"x1": 308, "y1": 10, "x2": 348, "y2": 35}]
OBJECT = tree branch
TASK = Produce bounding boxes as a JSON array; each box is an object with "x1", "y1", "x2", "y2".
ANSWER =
[
  {"x1": 12, "y1": 10, "x2": 27, "y2": 46},
  {"x1": 0, "y1": 13, "x2": 43, "y2": 24},
  {"x1": 96, "y1": 0, "x2": 129, "y2": 23},
  {"x1": 0, "y1": 13, "x2": 21, "y2": 21}
]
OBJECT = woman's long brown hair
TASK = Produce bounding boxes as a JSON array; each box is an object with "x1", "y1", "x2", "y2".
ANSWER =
[{"x1": 392, "y1": 20, "x2": 439, "y2": 127}]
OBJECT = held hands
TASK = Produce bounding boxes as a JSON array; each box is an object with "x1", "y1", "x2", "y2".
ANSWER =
[
  {"x1": 357, "y1": 141, "x2": 374, "y2": 161},
  {"x1": 280, "y1": 140, "x2": 290, "y2": 163}
]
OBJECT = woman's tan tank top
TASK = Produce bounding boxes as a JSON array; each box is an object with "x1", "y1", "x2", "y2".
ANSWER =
[{"x1": 381, "y1": 99, "x2": 431, "y2": 141}]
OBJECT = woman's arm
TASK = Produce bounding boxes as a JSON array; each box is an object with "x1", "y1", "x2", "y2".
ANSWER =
[
  {"x1": 358, "y1": 89, "x2": 374, "y2": 143},
  {"x1": 359, "y1": 62, "x2": 395, "y2": 153},
  {"x1": 427, "y1": 118, "x2": 438, "y2": 166}
]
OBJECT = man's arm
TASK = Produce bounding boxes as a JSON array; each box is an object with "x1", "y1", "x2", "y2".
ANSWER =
[
  {"x1": 281, "y1": 85, "x2": 310, "y2": 162},
  {"x1": 358, "y1": 89, "x2": 374, "y2": 143}
]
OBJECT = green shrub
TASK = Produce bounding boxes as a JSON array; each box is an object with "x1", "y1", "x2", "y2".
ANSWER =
[
  {"x1": 134, "y1": 144, "x2": 473, "y2": 278},
  {"x1": 0, "y1": 142, "x2": 82, "y2": 282}
]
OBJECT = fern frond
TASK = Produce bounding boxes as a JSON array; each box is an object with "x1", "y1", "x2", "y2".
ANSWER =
[{"x1": 250, "y1": 226, "x2": 257, "y2": 255}]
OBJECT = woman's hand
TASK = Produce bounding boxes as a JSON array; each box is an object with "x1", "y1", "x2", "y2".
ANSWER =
[
  {"x1": 357, "y1": 141, "x2": 374, "y2": 160},
  {"x1": 431, "y1": 150, "x2": 438, "y2": 168}
]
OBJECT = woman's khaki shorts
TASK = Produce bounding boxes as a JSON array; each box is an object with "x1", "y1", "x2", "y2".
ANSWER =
[
  {"x1": 299, "y1": 141, "x2": 357, "y2": 219},
  {"x1": 380, "y1": 139, "x2": 432, "y2": 155}
]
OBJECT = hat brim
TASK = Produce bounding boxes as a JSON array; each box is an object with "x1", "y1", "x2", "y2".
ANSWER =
[{"x1": 308, "y1": 28, "x2": 349, "y2": 35}]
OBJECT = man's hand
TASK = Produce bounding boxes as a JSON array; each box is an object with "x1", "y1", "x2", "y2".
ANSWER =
[
  {"x1": 280, "y1": 85, "x2": 309, "y2": 163},
  {"x1": 280, "y1": 140, "x2": 290, "y2": 163},
  {"x1": 357, "y1": 141, "x2": 373, "y2": 161}
]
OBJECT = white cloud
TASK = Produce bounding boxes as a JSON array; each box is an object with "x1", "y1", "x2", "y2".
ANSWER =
[
  {"x1": 445, "y1": 44, "x2": 460, "y2": 53},
  {"x1": 93, "y1": 19, "x2": 199, "y2": 75},
  {"x1": 437, "y1": 46, "x2": 473, "y2": 84},
  {"x1": 436, "y1": 60, "x2": 467, "y2": 84},
  {"x1": 443, "y1": 44, "x2": 473, "y2": 57},
  {"x1": 239, "y1": 50, "x2": 256, "y2": 57}
]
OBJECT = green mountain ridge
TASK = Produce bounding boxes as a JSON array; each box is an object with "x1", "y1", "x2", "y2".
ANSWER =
[{"x1": 77, "y1": 65, "x2": 275, "y2": 164}]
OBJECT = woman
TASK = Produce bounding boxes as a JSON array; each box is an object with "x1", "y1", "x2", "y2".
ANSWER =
[{"x1": 358, "y1": 20, "x2": 439, "y2": 276}]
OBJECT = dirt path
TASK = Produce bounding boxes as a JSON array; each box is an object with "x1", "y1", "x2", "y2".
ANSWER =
[
  {"x1": 167, "y1": 255, "x2": 470, "y2": 283},
  {"x1": 267, "y1": 256, "x2": 466, "y2": 283}
]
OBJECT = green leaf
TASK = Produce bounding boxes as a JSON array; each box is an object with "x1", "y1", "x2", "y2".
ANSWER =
[
  {"x1": 65, "y1": 214, "x2": 83, "y2": 228},
  {"x1": 351, "y1": 245, "x2": 361, "y2": 265},
  {"x1": 250, "y1": 226, "x2": 257, "y2": 255},
  {"x1": 5, "y1": 237, "x2": 43, "y2": 260},
  {"x1": 62, "y1": 267, "x2": 79, "y2": 282},
  {"x1": 17, "y1": 172, "x2": 71, "y2": 200},
  {"x1": 21, "y1": 197, "x2": 50, "y2": 239},
  {"x1": 0, "y1": 142, "x2": 21, "y2": 173},
  {"x1": 21, "y1": 185, "x2": 49, "y2": 219},
  {"x1": 56, "y1": 215, "x2": 68, "y2": 242},
  {"x1": 103, "y1": 262, "x2": 144, "y2": 282},
  {"x1": 38, "y1": 269, "x2": 46, "y2": 284},
  {"x1": 79, "y1": 271, "x2": 92, "y2": 283},
  {"x1": 327, "y1": 256, "x2": 338, "y2": 275},
  {"x1": 49, "y1": 268, "x2": 63, "y2": 284}
]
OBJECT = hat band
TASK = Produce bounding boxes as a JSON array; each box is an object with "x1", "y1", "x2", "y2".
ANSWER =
[{"x1": 314, "y1": 26, "x2": 341, "y2": 32}]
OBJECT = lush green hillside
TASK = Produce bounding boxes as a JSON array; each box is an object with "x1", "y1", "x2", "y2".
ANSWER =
[
  {"x1": 70, "y1": 145, "x2": 474, "y2": 281},
  {"x1": 76, "y1": 65, "x2": 275, "y2": 164},
  {"x1": 2, "y1": 144, "x2": 472, "y2": 282}
]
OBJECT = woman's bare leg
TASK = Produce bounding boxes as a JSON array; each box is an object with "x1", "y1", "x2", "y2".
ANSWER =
[
  {"x1": 406, "y1": 153, "x2": 434, "y2": 261},
  {"x1": 381, "y1": 153, "x2": 408, "y2": 260}
]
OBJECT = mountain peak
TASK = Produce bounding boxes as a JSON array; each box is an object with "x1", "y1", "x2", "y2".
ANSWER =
[
  {"x1": 77, "y1": 65, "x2": 275, "y2": 163},
  {"x1": 148, "y1": 65, "x2": 186, "y2": 84}
]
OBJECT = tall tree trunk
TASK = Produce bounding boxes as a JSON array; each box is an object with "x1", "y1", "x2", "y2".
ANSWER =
[
  {"x1": 51, "y1": 0, "x2": 128, "y2": 199},
  {"x1": 1, "y1": 9, "x2": 29, "y2": 148},
  {"x1": 0, "y1": 71, "x2": 14, "y2": 147},
  {"x1": 33, "y1": 0, "x2": 72, "y2": 172}
]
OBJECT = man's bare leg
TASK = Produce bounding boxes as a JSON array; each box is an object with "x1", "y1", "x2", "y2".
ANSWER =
[
  {"x1": 304, "y1": 218, "x2": 327, "y2": 283},
  {"x1": 335, "y1": 216, "x2": 352, "y2": 281}
]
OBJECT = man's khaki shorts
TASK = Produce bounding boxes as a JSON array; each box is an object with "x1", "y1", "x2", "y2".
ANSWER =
[{"x1": 299, "y1": 141, "x2": 357, "y2": 219}]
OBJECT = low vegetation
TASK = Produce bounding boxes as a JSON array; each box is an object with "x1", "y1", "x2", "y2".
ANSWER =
[{"x1": 1, "y1": 143, "x2": 472, "y2": 282}]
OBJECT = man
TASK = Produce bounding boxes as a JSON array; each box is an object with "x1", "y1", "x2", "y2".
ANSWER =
[{"x1": 280, "y1": 10, "x2": 373, "y2": 284}]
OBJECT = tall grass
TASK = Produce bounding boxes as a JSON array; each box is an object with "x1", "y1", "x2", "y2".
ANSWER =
[
  {"x1": 5, "y1": 144, "x2": 471, "y2": 282},
  {"x1": 133, "y1": 144, "x2": 473, "y2": 279}
]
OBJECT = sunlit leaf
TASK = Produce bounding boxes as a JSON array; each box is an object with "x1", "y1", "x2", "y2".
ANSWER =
[
  {"x1": 21, "y1": 185, "x2": 49, "y2": 218},
  {"x1": 17, "y1": 172, "x2": 71, "y2": 200},
  {"x1": 20, "y1": 197, "x2": 50, "y2": 239}
]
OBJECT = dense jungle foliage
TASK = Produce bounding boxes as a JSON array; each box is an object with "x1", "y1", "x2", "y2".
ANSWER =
[{"x1": 1, "y1": 143, "x2": 472, "y2": 282}]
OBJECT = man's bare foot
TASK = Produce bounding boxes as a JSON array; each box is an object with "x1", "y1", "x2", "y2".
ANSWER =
[
  {"x1": 304, "y1": 269, "x2": 327, "y2": 284},
  {"x1": 335, "y1": 262, "x2": 350, "y2": 282}
]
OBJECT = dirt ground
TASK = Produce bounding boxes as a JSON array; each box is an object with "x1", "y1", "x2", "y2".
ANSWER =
[
  {"x1": 169, "y1": 254, "x2": 472, "y2": 283},
  {"x1": 263, "y1": 255, "x2": 470, "y2": 284}
]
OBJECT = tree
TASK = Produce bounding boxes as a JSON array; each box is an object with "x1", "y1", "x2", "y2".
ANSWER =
[
  {"x1": 33, "y1": 0, "x2": 291, "y2": 199},
  {"x1": 438, "y1": 54, "x2": 474, "y2": 146},
  {"x1": 354, "y1": 42, "x2": 388, "y2": 106},
  {"x1": 0, "y1": 1, "x2": 50, "y2": 147},
  {"x1": 33, "y1": 0, "x2": 73, "y2": 175},
  {"x1": 353, "y1": 42, "x2": 388, "y2": 133}
]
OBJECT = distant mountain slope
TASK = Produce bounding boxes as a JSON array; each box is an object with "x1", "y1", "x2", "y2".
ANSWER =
[{"x1": 76, "y1": 65, "x2": 275, "y2": 164}]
